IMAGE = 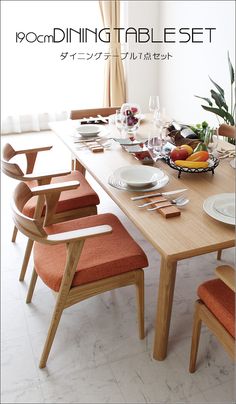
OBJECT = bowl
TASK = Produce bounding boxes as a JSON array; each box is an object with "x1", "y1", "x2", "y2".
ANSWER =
[
  {"x1": 165, "y1": 156, "x2": 219, "y2": 178},
  {"x1": 119, "y1": 165, "x2": 164, "y2": 187},
  {"x1": 76, "y1": 124, "x2": 101, "y2": 137}
]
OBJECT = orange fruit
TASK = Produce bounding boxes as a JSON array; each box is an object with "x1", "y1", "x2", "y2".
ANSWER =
[{"x1": 180, "y1": 144, "x2": 193, "y2": 156}]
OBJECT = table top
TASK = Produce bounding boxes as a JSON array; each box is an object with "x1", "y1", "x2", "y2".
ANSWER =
[{"x1": 49, "y1": 118, "x2": 235, "y2": 261}]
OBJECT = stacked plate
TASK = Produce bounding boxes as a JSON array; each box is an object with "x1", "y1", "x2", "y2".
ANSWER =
[
  {"x1": 76, "y1": 124, "x2": 102, "y2": 138},
  {"x1": 108, "y1": 165, "x2": 169, "y2": 191},
  {"x1": 203, "y1": 193, "x2": 235, "y2": 225}
]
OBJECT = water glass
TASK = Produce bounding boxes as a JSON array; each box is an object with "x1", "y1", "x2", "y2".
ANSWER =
[{"x1": 147, "y1": 132, "x2": 163, "y2": 162}]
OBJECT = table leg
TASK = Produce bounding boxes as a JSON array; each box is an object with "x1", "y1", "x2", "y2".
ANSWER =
[{"x1": 153, "y1": 258, "x2": 177, "y2": 360}]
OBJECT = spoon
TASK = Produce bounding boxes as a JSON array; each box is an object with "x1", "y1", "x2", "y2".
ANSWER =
[
  {"x1": 147, "y1": 197, "x2": 189, "y2": 211},
  {"x1": 138, "y1": 195, "x2": 185, "y2": 208}
]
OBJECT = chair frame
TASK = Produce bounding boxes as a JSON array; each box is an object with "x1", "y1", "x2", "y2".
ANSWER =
[
  {"x1": 12, "y1": 181, "x2": 145, "y2": 368},
  {"x1": 2, "y1": 143, "x2": 97, "y2": 281},
  {"x1": 189, "y1": 265, "x2": 235, "y2": 373}
]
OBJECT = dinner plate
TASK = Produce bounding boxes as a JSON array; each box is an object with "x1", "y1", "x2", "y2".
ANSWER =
[
  {"x1": 203, "y1": 193, "x2": 235, "y2": 225},
  {"x1": 108, "y1": 170, "x2": 169, "y2": 192},
  {"x1": 76, "y1": 124, "x2": 102, "y2": 137},
  {"x1": 112, "y1": 138, "x2": 144, "y2": 146},
  {"x1": 118, "y1": 165, "x2": 165, "y2": 187}
]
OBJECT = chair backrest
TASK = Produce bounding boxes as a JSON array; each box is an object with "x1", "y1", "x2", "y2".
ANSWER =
[
  {"x1": 218, "y1": 124, "x2": 235, "y2": 139},
  {"x1": 1, "y1": 143, "x2": 24, "y2": 179},
  {"x1": 70, "y1": 107, "x2": 120, "y2": 120},
  {"x1": 12, "y1": 182, "x2": 47, "y2": 240}
]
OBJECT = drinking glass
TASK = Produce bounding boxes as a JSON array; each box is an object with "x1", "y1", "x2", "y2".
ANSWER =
[
  {"x1": 115, "y1": 109, "x2": 124, "y2": 137},
  {"x1": 147, "y1": 131, "x2": 163, "y2": 163},
  {"x1": 149, "y1": 95, "x2": 160, "y2": 123},
  {"x1": 204, "y1": 128, "x2": 219, "y2": 156},
  {"x1": 149, "y1": 95, "x2": 160, "y2": 113}
]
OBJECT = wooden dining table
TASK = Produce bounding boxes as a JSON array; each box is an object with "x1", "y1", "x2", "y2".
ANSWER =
[{"x1": 49, "y1": 117, "x2": 235, "y2": 361}]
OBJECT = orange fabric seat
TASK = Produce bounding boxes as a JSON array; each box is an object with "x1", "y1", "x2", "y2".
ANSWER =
[
  {"x1": 34, "y1": 213, "x2": 148, "y2": 292},
  {"x1": 198, "y1": 279, "x2": 235, "y2": 338},
  {"x1": 23, "y1": 171, "x2": 100, "y2": 217}
]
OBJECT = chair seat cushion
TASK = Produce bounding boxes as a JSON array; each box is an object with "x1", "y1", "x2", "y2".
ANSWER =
[
  {"x1": 23, "y1": 171, "x2": 100, "y2": 217},
  {"x1": 198, "y1": 279, "x2": 235, "y2": 338},
  {"x1": 34, "y1": 213, "x2": 148, "y2": 292}
]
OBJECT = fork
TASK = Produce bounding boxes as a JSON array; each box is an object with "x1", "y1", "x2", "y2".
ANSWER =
[
  {"x1": 138, "y1": 195, "x2": 185, "y2": 208},
  {"x1": 147, "y1": 196, "x2": 189, "y2": 211}
]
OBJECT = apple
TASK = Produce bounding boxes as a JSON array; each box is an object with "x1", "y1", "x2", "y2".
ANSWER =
[{"x1": 170, "y1": 147, "x2": 189, "y2": 161}]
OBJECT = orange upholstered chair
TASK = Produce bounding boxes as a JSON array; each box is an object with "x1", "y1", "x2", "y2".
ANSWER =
[
  {"x1": 12, "y1": 181, "x2": 148, "y2": 368},
  {"x1": 2, "y1": 142, "x2": 100, "y2": 281},
  {"x1": 189, "y1": 265, "x2": 235, "y2": 373}
]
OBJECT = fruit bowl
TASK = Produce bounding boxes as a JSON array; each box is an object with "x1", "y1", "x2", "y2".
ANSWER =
[{"x1": 165, "y1": 156, "x2": 219, "y2": 178}]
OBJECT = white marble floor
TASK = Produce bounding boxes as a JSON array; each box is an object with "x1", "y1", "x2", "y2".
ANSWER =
[{"x1": 1, "y1": 131, "x2": 235, "y2": 403}]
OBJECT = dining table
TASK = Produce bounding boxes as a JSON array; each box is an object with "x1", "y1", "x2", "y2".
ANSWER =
[{"x1": 49, "y1": 115, "x2": 235, "y2": 361}]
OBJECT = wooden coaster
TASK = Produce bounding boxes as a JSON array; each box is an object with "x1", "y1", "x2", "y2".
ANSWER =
[{"x1": 148, "y1": 196, "x2": 181, "y2": 218}]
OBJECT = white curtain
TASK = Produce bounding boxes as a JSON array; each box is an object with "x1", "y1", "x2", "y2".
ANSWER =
[
  {"x1": 1, "y1": 1, "x2": 104, "y2": 135},
  {"x1": 1, "y1": 112, "x2": 68, "y2": 135}
]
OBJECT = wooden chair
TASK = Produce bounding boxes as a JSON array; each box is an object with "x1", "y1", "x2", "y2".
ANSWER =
[
  {"x1": 12, "y1": 181, "x2": 148, "y2": 368},
  {"x1": 2, "y1": 143, "x2": 100, "y2": 281},
  {"x1": 189, "y1": 265, "x2": 235, "y2": 373},
  {"x1": 217, "y1": 124, "x2": 235, "y2": 261},
  {"x1": 70, "y1": 107, "x2": 120, "y2": 171},
  {"x1": 70, "y1": 107, "x2": 120, "y2": 121}
]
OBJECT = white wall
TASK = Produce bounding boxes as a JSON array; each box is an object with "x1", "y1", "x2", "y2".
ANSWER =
[{"x1": 125, "y1": 1, "x2": 235, "y2": 127}]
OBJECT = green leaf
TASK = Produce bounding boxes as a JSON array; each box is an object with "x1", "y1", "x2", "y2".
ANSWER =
[
  {"x1": 208, "y1": 76, "x2": 224, "y2": 97},
  {"x1": 202, "y1": 105, "x2": 235, "y2": 125},
  {"x1": 227, "y1": 51, "x2": 234, "y2": 85},
  {"x1": 210, "y1": 89, "x2": 228, "y2": 111},
  {"x1": 194, "y1": 95, "x2": 213, "y2": 106}
]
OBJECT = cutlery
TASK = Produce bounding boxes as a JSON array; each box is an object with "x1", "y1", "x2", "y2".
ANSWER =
[
  {"x1": 147, "y1": 197, "x2": 189, "y2": 211},
  {"x1": 138, "y1": 195, "x2": 185, "y2": 208},
  {"x1": 130, "y1": 188, "x2": 188, "y2": 201}
]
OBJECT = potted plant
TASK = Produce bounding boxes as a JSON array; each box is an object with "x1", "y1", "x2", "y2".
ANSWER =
[{"x1": 195, "y1": 52, "x2": 235, "y2": 144}]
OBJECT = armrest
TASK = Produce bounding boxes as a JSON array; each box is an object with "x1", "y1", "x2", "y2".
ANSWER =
[
  {"x1": 24, "y1": 169, "x2": 71, "y2": 181},
  {"x1": 14, "y1": 145, "x2": 53, "y2": 155},
  {"x1": 215, "y1": 265, "x2": 235, "y2": 292},
  {"x1": 31, "y1": 180, "x2": 80, "y2": 195},
  {"x1": 47, "y1": 224, "x2": 112, "y2": 243}
]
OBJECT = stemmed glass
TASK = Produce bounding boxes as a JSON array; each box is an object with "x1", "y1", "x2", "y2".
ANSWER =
[
  {"x1": 115, "y1": 109, "x2": 125, "y2": 137},
  {"x1": 147, "y1": 117, "x2": 164, "y2": 163},
  {"x1": 204, "y1": 128, "x2": 219, "y2": 157},
  {"x1": 149, "y1": 95, "x2": 160, "y2": 122}
]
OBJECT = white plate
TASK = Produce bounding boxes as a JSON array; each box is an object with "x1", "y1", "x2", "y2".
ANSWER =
[
  {"x1": 118, "y1": 165, "x2": 164, "y2": 187},
  {"x1": 76, "y1": 124, "x2": 102, "y2": 137},
  {"x1": 203, "y1": 193, "x2": 235, "y2": 225},
  {"x1": 108, "y1": 169, "x2": 169, "y2": 192}
]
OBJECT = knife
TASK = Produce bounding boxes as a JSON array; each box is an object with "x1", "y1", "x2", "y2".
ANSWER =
[{"x1": 130, "y1": 188, "x2": 188, "y2": 201}]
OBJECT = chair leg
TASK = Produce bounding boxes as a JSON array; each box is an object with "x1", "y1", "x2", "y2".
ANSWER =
[
  {"x1": 189, "y1": 301, "x2": 202, "y2": 373},
  {"x1": 39, "y1": 297, "x2": 65, "y2": 368},
  {"x1": 217, "y1": 250, "x2": 222, "y2": 260},
  {"x1": 135, "y1": 269, "x2": 145, "y2": 339},
  {"x1": 19, "y1": 239, "x2": 34, "y2": 281},
  {"x1": 26, "y1": 268, "x2": 38, "y2": 303},
  {"x1": 11, "y1": 225, "x2": 18, "y2": 242}
]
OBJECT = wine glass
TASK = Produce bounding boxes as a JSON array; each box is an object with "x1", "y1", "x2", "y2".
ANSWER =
[
  {"x1": 149, "y1": 95, "x2": 160, "y2": 122},
  {"x1": 115, "y1": 109, "x2": 124, "y2": 137},
  {"x1": 204, "y1": 128, "x2": 219, "y2": 156}
]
